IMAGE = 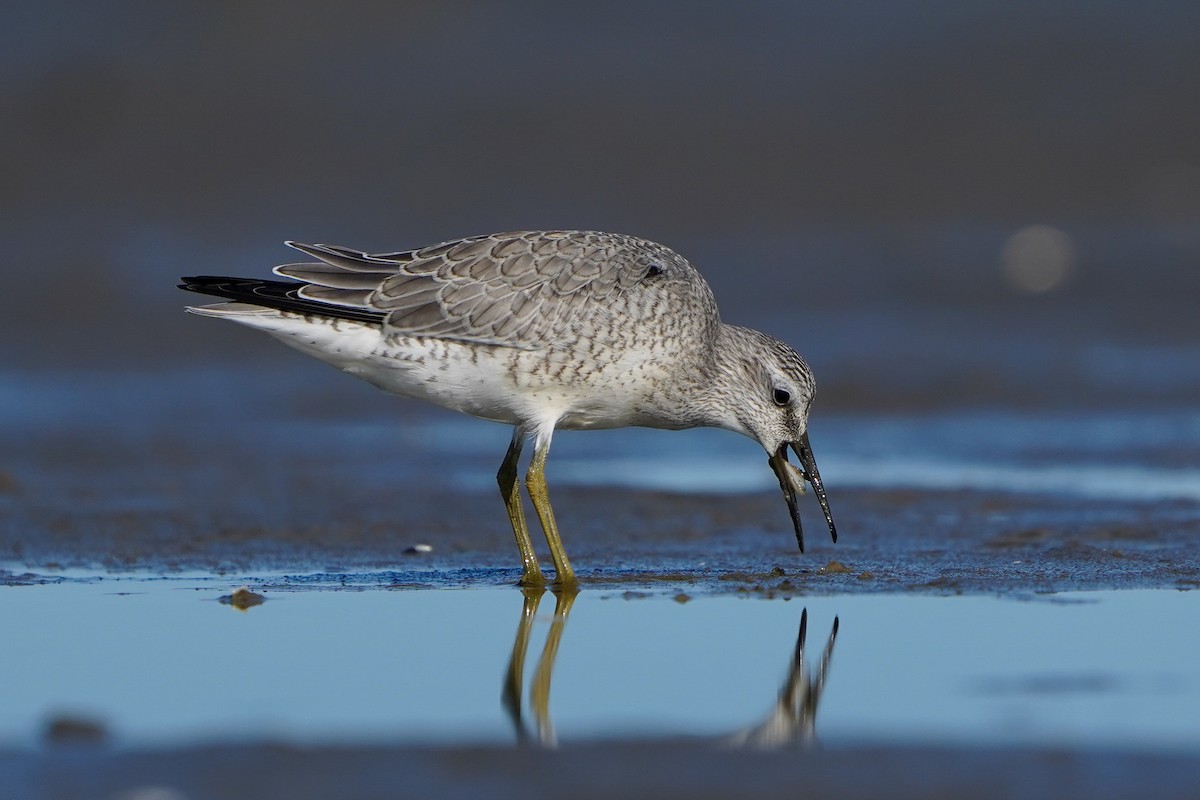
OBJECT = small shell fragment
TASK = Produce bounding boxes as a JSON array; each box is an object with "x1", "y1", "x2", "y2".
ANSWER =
[{"x1": 220, "y1": 586, "x2": 266, "y2": 610}]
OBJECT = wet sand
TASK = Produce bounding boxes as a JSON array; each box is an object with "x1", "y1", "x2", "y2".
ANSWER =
[
  {"x1": 5, "y1": 741, "x2": 1199, "y2": 800},
  {"x1": 5, "y1": 480, "x2": 1198, "y2": 595}
]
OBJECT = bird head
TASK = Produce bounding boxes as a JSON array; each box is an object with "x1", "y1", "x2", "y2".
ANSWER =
[{"x1": 714, "y1": 327, "x2": 838, "y2": 553}]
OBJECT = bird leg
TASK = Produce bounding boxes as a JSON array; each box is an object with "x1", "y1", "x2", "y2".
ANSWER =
[
  {"x1": 498, "y1": 429, "x2": 546, "y2": 587},
  {"x1": 525, "y1": 436, "x2": 577, "y2": 588}
]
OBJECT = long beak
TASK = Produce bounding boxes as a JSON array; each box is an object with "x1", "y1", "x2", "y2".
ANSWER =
[{"x1": 768, "y1": 431, "x2": 838, "y2": 553}]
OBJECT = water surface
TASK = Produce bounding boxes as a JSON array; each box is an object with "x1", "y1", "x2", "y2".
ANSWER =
[{"x1": 2, "y1": 580, "x2": 1196, "y2": 753}]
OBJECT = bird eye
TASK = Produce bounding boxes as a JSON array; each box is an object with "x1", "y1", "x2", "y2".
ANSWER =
[{"x1": 772, "y1": 388, "x2": 791, "y2": 406}]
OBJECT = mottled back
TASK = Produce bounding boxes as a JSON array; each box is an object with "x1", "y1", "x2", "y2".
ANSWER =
[{"x1": 278, "y1": 231, "x2": 717, "y2": 352}]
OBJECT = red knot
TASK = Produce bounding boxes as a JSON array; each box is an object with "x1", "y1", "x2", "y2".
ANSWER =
[{"x1": 181, "y1": 231, "x2": 837, "y2": 587}]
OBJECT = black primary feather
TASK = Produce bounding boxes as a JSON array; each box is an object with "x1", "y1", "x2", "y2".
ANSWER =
[{"x1": 179, "y1": 276, "x2": 385, "y2": 324}]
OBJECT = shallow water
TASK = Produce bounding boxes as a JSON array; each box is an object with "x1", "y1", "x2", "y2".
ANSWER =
[
  {"x1": 5, "y1": 369, "x2": 1198, "y2": 503},
  {"x1": 2, "y1": 580, "x2": 1196, "y2": 753}
]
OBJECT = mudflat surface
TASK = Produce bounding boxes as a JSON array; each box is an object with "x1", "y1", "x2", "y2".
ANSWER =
[
  {"x1": 3, "y1": 371, "x2": 1197, "y2": 594},
  {"x1": 5, "y1": 482, "x2": 1199, "y2": 596},
  {"x1": 5, "y1": 742, "x2": 1200, "y2": 800}
]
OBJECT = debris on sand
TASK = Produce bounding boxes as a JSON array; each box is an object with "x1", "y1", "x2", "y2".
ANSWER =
[
  {"x1": 219, "y1": 587, "x2": 266, "y2": 610},
  {"x1": 43, "y1": 714, "x2": 108, "y2": 745}
]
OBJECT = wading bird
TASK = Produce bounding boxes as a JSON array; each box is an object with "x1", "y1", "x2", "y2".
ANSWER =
[{"x1": 180, "y1": 231, "x2": 837, "y2": 587}]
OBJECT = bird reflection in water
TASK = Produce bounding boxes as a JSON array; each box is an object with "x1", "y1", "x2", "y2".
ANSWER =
[
  {"x1": 502, "y1": 590, "x2": 838, "y2": 749},
  {"x1": 502, "y1": 588, "x2": 576, "y2": 747},
  {"x1": 723, "y1": 608, "x2": 839, "y2": 750}
]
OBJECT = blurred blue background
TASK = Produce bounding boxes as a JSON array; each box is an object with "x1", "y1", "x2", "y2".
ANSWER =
[{"x1": 3, "y1": 0, "x2": 1199, "y2": 409}]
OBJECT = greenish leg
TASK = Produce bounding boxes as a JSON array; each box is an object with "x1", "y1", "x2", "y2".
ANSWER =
[
  {"x1": 525, "y1": 440, "x2": 577, "y2": 588},
  {"x1": 498, "y1": 429, "x2": 545, "y2": 587}
]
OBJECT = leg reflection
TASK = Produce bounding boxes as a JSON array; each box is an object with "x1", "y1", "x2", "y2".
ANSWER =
[
  {"x1": 501, "y1": 587, "x2": 577, "y2": 747},
  {"x1": 726, "y1": 608, "x2": 839, "y2": 749},
  {"x1": 502, "y1": 587, "x2": 544, "y2": 745}
]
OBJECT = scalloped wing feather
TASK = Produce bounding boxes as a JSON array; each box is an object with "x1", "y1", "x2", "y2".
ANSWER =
[{"x1": 281, "y1": 231, "x2": 697, "y2": 349}]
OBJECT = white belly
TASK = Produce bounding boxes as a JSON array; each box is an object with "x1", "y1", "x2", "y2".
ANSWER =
[{"x1": 220, "y1": 307, "x2": 666, "y2": 429}]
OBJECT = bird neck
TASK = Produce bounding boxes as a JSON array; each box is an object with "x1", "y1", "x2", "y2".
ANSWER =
[{"x1": 686, "y1": 323, "x2": 760, "y2": 437}]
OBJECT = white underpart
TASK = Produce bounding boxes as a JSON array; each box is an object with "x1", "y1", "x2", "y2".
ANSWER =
[{"x1": 185, "y1": 302, "x2": 624, "y2": 432}]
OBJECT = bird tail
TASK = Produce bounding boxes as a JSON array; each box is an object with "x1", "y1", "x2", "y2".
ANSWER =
[{"x1": 179, "y1": 276, "x2": 385, "y2": 324}]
